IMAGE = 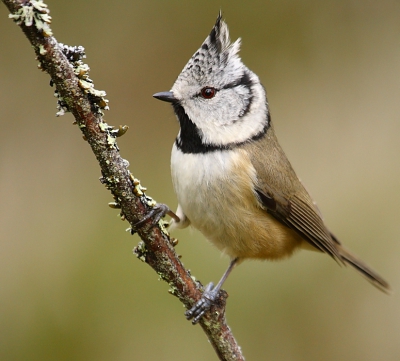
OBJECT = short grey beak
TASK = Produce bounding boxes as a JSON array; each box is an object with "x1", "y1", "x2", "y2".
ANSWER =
[{"x1": 153, "y1": 91, "x2": 177, "y2": 103}]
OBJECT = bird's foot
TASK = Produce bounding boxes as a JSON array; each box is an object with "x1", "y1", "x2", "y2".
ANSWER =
[
  {"x1": 185, "y1": 282, "x2": 220, "y2": 324},
  {"x1": 131, "y1": 203, "x2": 173, "y2": 233}
]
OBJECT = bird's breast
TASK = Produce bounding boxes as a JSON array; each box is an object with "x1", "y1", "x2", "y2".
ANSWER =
[{"x1": 171, "y1": 144, "x2": 302, "y2": 259}]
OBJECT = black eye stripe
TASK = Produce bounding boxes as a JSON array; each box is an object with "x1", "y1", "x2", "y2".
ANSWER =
[{"x1": 222, "y1": 71, "x2": 253, "y2": 90}]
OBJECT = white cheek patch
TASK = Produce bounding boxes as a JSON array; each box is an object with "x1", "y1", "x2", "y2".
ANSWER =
[{"x1": 195, "y1": 82, "x2": 267, "y2": 146}]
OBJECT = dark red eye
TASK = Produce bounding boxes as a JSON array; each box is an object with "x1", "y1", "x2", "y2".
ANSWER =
[{"x1": 200, "y1": 87, "x2": 216, "y2": 99}]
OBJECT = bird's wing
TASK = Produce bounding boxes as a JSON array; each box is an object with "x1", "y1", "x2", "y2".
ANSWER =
[
  {"x1": 255, "y1": 188, "x2": 342, "y2": 262},
  {"x1": 241, "y1": 123, "x2": 343, "y2": 263}
]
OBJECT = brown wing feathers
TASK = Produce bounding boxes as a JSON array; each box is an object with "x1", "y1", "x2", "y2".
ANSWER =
[{"x1": 244, "y1": 124, "x2": 390, "y2": 292}]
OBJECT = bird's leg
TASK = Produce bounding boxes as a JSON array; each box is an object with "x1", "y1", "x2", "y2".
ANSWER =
[
  {"x1": 185, "y1": 257, "x2": 239, "y2": 324},
  {"x1": 131, "y1": 203, "x2": 180, "y2": 233}
]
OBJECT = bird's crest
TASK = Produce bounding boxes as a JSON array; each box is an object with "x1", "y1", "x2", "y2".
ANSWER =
[{"x1": 176, "y1": 12, "x2": 242, "y2": 85}]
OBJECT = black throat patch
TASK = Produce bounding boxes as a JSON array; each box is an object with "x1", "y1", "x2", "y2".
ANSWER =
[{"x1": 172, "y1": 103, "x2": 270, "y2": 154}]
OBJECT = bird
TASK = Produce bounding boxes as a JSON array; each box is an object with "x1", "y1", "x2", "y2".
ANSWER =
[{"x1": 152, "y1": 12, "x2": 390, "y2": 324}]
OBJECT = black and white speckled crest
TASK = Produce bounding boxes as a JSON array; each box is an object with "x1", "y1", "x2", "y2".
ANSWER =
[{"x1": 174, "y1": 13, "x2": 242, "y2": 92}]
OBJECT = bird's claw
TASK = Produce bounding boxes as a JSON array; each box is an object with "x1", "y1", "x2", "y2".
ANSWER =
[
  {"x1": 131, "y1": 203, "x2": 170, "y2": 233},
  {"x1": 185, "y1": 282, "x2": 219, "y2": 324}
]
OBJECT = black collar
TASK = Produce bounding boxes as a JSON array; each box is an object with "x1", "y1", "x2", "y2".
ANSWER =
[{"x1": 173, "y1": 103, "x2": 270, "y2": 154}]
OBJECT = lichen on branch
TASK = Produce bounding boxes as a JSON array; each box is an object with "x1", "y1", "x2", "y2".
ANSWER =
[
  {"x1": 9, "y1": 0, "x2": 52, "y2": 36},
  {"x1": 2, "y1": 1, "x2": 245, "y2": 360}
]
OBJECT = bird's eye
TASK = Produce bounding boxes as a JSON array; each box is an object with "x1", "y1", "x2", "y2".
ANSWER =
[{"x1": 200, "y1": 87, "x2": 216, "y2": 99}]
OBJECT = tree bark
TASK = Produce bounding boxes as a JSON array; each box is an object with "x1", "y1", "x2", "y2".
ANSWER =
[{"x1": 1, "y1": 1, "x2": 245, "y2": 360}]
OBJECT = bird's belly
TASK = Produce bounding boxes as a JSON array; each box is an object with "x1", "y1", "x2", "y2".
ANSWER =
[{"x1": 171, "y1": 146, "x2": 303, "y2": 260}]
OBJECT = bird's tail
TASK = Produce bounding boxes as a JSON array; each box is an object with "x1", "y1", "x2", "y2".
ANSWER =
[{"x1": 337, "y1": 245, "x2": 391, "y2": 294}]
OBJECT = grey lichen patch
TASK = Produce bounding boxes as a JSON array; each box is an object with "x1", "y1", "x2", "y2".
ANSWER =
[
  {"x1": 39, "y1": 44, "x2": 47, "y2": 55},
  {"x1": 107, "y1": 133, "x2": 117, "y2": 147},
  {"x1": 49, "y1": 78, "x2": 68, "y2": 116},
  {"x1": 53, "y1": 43, "x2": 109, "y2": 116},
  {"x1": 9, "y1": 0, "x2": 53, "y2": 37},
  {"x1": 98, "y1": 122, "x2": 109, "y2": 132},
  {"x1": 145, "y1": 196, "x2": 156, "y2": 207},
  {"x1": 122, "y1": 158, "x2": 130, "y2": 168},
  {"x1": 157, "y1": 272, "x2": 164, "y2": 281},
  {"x1": 50, "y1": 78, "x2": 68, "y2": 117},
  {"x1": 168, "y1": 283, "x2": 178, "y2": 296},
  {"x1": 100, "y1": 173, "x2": 119, "y2": 191},
  {"x1": 133, "y1": 241, "x2": 147, "y2": 262}
]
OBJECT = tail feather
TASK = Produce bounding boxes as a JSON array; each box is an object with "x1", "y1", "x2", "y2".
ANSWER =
[{"x1": 338, "y1": 245, "x2": 391, "y2": 294}]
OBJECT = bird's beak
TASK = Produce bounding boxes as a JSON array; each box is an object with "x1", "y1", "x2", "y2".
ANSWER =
[{"x1": 153, "y1": 91, "x2": 177, "y2": 103}]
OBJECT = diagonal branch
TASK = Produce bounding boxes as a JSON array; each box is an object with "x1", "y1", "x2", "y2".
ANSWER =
[{"x1": 2, "y1": 1, "x2": 245, "y2": 360}]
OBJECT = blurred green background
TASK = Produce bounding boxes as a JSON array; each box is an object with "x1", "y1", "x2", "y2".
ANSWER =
[{"x1": 1, "y1": 1, "x2": 399, "y2": 360}]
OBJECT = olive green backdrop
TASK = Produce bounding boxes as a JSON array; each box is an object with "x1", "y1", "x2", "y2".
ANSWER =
[{"x1": 1, "y1": 1, "x2": 399, "y2": 360}]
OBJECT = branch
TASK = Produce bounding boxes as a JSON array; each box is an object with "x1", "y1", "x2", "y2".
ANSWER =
[{"x1": 2, "y1": 1, "x2": 245, "y2": 360}]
